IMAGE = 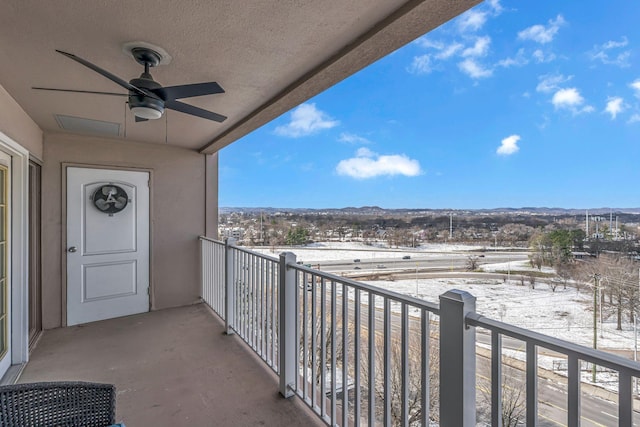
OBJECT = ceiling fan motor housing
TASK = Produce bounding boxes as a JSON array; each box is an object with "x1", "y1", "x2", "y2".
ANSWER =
[{"x1": 128, "y1": 74, "x2": 165, "y2": 118}]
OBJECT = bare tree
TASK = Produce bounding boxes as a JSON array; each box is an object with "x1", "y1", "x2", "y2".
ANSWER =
[
  {"x1": 466, "y1": 255, "x2": 479, "y2": 271},
  {"x1": 478, "y1": 360, "x2": 526, "y2": 426},
  {"x1": 362, "y1": 325, "x2": 440, "y2": 426}
]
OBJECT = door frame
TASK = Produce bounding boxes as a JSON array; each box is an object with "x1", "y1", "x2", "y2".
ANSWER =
[
  {"x1": 0, "y1": 131, "x2": 29, "y2": 380},
  {"x1": 61, "y1": 163, "x2": 153, "y2": 327},
  {"x1": 28, "y1": 158, "x2": 42, "y2": 349}
]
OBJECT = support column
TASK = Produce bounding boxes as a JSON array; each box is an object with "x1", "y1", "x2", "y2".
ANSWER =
[
  {"x1": 204, "y1": 153, "x2": 218, "y2": 239},
  {"x1": 224, "y1": 237, "x2": 236, "y2": 335},
  {"x1": 439, "y1": 290, "x2": 477, "y2": 427},
  {"x1": 279, "y1": 251, "x2": 297, "y2": 398}
]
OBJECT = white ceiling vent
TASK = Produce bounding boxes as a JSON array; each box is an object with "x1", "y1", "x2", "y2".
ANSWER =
[{"x1": 54, "y1": 115, "x2": 121, "y2": 137}]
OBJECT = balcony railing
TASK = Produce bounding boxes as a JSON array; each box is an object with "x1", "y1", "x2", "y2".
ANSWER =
[{"x1": 200, "y1": 236, "x2": 640, "y2": 426}]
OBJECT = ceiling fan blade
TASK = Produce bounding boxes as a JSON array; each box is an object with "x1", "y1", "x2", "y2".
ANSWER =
[
  {"x1": 153, "y1": 82, "x2": 224, "y2": 101},
  {"x1": 165, "y1": 100, "x2": 227, "y2": 122},
  {"x1": 32, "y1": 87, "x2": 127, "y2": 97},
  {"x1": 134, "y1": 115, "x2": 149, "y2": 123},
  {"x1": 55, "y1": 50, "x2": 160, "y2": 100}
]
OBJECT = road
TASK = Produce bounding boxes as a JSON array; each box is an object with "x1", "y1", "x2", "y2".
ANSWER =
[{"x1": 312, "y1": 251, "x2": 528, "y2": 274}]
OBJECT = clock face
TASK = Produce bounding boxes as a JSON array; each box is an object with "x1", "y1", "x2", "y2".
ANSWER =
[{"x1": 93, "y1": 185, "x2": 129, "y2": 214}]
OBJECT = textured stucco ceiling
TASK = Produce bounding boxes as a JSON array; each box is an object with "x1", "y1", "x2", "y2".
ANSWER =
[{"x1": 0, "y1": 0, "x2": 480, "y2": 153}]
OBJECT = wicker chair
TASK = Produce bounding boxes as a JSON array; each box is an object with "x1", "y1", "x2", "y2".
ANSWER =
[{"x1": 0, "y1": 381, "x2": 116, "y2": 427}]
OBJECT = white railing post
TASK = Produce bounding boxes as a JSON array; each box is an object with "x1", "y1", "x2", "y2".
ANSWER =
[
  {"x1": 439, "y1": 290, "x2": 476, "y2": 427},
  {"x1": 224, "y1": 238, "x2": 236, "y2": 335},
  {"x1": 279, "y1": 251, "x2": 297, "y2": 398}
]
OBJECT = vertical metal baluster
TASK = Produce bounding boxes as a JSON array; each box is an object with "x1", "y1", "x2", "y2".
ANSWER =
[
  {"x1": 236, "y1": 252, "x2": 241, "y2": 337},
  {"x1": 491, "y1": 331, "x2": 502, "y2": 427},
  {"x1": 259, "y1": 257, "x2": 264, "y2": 357},
  {"x1": 619, "y1": 370, "x2": 632, "y2": 427},
  {"x1": 253, "y1": 254, "x2": 257, "y2": 348},
  {"x1": 321, "y1": 277, "x2": 327, "y2": 418},
  {"x1": 368, "y1": 293, "x2": 375, "y2": 427},
  {"x1": 250, "y1": 254, "x2": 255, "y2": 348},
  {"x1": 342, "y1": 283, "x2": 349, "y2": 426},
  {"x1": 526, "y1": 342, "x2": 538, "y2": 426},
  {"x1": 272, "y1": 260, "x2": 277, "y2": 371},
  {"x1": 383, "y1": 298, "x2": 391, "y2": 427},
  {"x1": 331, "y1": 280, "x2": 337, "y2": 426},
  {"x1": 244, "y1": 252, "x2": 248, "y2": 341},
  {"x1": 311, "y1": 272, "x2": 317, "y2": 410},
  {"x1": 567, "y1": 355, "x2": 579, "y2": 427},
  {"x1": 294, "y1": 268, "x2": 300, "y2": 393},
  {"x1": 303, "y1": 270, "x2": 308, "y2": 400},
  {"x1": 421, "y1": 310, "x2": 430, "y2": 426},
  {"x1": 401, "y1": 303, "x2": 409, "y2": 427},
  {"x1": 354, "y1": 288, "x2": 361, "y2": 426}
]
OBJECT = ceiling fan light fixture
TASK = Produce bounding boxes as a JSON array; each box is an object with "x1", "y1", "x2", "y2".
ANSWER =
[{"x1": 130, "y1": 105, "x2": 163, "y2": 120}]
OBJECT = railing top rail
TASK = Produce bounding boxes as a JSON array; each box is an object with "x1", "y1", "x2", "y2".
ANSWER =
[
  {"x1": 198, "y1": 236, "x2": 225, "y2": 244},
  {"x1": 290, "y1": 262, "x2": 440, "y2": 314},
  {"x1": 467, "y1": 312, "x2": 640, "y2": 375},
  {"x1": 229, "y1": 245, "x2": 280, "y2": 262}
]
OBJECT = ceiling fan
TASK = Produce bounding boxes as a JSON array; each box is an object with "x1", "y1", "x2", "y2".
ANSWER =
[{"x1": 33, "y1": 47, "x2": 226, "y2": 122}]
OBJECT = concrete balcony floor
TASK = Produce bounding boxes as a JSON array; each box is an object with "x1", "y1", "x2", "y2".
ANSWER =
[{"x1": 20, "y1": 303, "x2": 324, "y2": 427}]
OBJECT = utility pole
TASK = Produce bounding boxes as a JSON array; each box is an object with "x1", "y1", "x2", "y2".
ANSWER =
[
  {"x1": 586, "y1": 210, "x2": 589, "y2": 239},
  {"x1": 609, "y1": 209, "x2": 613, "y2": 239}
]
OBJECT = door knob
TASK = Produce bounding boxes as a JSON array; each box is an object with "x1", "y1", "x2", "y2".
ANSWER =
[{"x1": 68, "y1": 246, "x2": 77, "y2": 253}]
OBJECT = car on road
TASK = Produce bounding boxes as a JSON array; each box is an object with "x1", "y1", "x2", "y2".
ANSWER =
[
  {"x1": 377, "y1": 264, "x2": 386, "y2": 268},
  {"x1": 402, "y1": 255, "x2": 411, "y2": 259},
  {"x1": 354, "y1": 266, "x2": 361, "y2": 270},
  {"x1": 353, "y1": 259, "x2": 361, "y2": 262}
]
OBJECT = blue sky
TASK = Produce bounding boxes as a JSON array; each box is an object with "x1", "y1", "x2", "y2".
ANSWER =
[{"x1": 220, "y1": 1, "x2": 640, "y2": 209}]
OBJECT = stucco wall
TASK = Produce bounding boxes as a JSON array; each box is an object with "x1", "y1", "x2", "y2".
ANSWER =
[
  {"x1": 42, "y1": 133, "x2": 209, "y2": 329},
  {"x1": 0, "y1": 84, "x2": 43, "y2": 159}
]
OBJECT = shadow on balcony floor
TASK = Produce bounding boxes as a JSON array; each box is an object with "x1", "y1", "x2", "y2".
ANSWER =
[{"x1": 20, "y1": 303, "x2": 323, "y2": 427}]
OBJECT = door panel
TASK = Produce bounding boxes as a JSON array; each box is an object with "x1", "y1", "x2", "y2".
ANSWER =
[
  {"x1": 83, "y1": 260, "x2": 137, "y2": 300},
  {"x1": 67, "y1": 167, "x2": 149, "y2": 326}
]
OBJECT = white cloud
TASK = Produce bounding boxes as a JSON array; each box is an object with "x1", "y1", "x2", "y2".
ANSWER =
[
  {"x1": 462, "y1": 36, "x2": 491, "y2": 57},
  {"x1": 536, "y1": 73, "x2": 572, "y2": 93},
  {"x1": 274, "y1": 103, "x2": 339, "y2": 137},
  {"x1": 604, "y1": 97, "x2": 624, "y2": 120},
  {"x1": 497, "y1": 48, "x2": 528, "y2": 68},
  {"x1": 408, "y1": 54, "x2": 433, "y2": 74},
  {"x1": 436, "y1": 42, "x2": 464, "y2": 59},
  {"x1": 532, "y1": 49, "x2": 556, "y2": 63},
  {"x1": 486, "y1": 0, "x2": 503, "y2": 14},
  {"x1": 551, "y1": 88, "x2": 594, "y2": 114},
  {"x1": 457, "y1": 10, "x2": 487, "y2": 32},
  {"x1": 518, "y1": 15, "x2": 565, "y2": 44},
  {"x1": 415, "y1": 37, "x2": 442, "y2": 49},
  {"x1": 630, "y1": 79, "x2": 640, "y2": 98},
  {"x1": 338, "y1": 132, "x2": 371, "y2": 144},
  {"x1": 589, "y1": 37, "x2": 631, "y2": 67},
  {"x1": 415, "y1": 38, "x2": 463, "y2": 60},
  {"x1": 458, "y1": 59, "x2": 493, "y2": 79},
  {"x1": 628, "y1": 114, "x2": 640, "y2": 124},
  {"x1": 336, "y1": 148, "x2": 422, "y2": 179},
  {"x1": 497, "y1": 135, "x2": 520, "y2": 156}
]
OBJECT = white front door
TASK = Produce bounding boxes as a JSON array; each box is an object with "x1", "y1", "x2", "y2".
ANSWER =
[
  {"x1": 66, "y1": 167, "x2": 149, "y2": 326},
  {"x1": 0, "y1": 151, "x2": 11, "y2": 376}
]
